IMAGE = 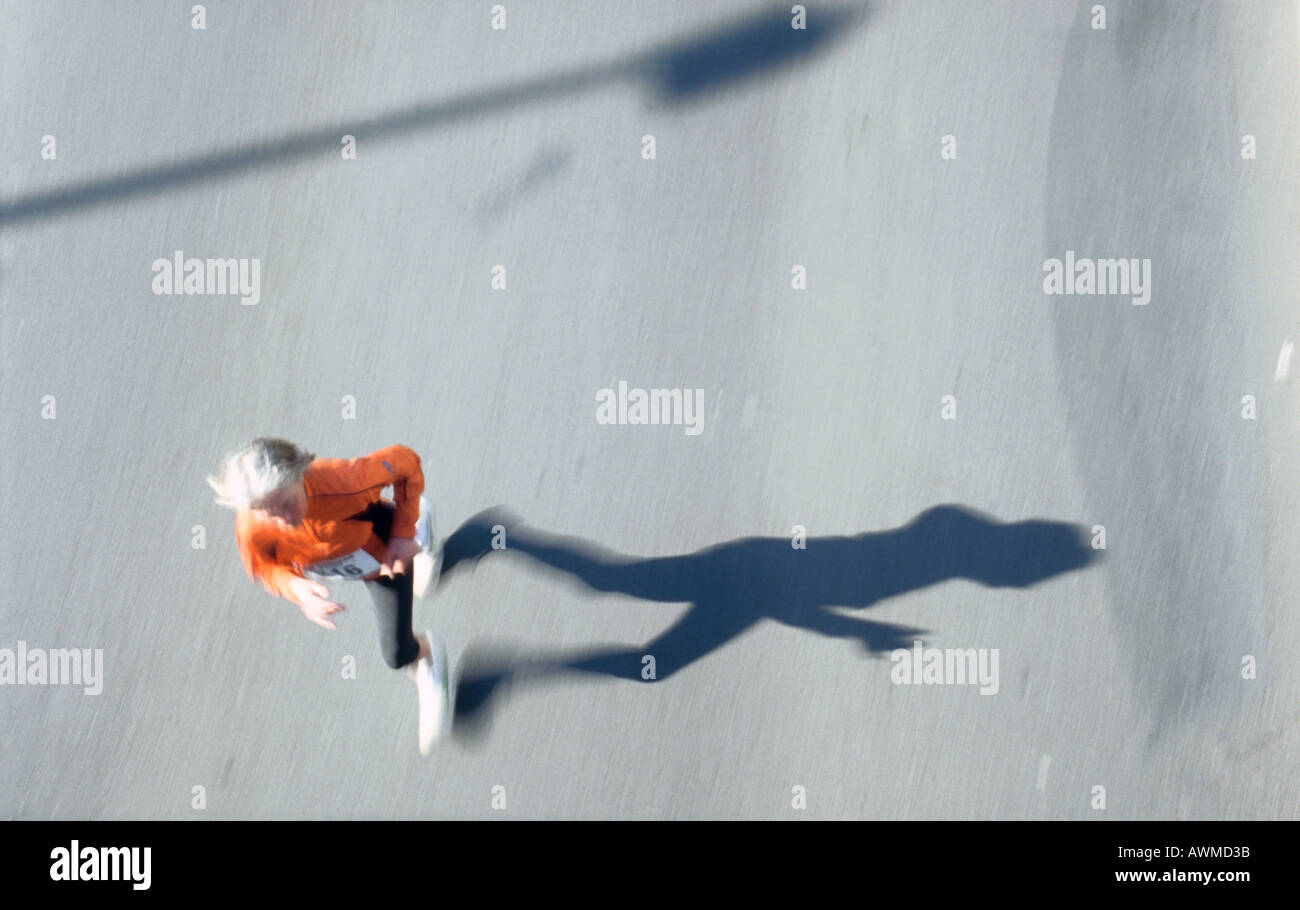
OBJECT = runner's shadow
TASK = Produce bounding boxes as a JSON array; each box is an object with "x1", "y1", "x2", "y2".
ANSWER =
[{"x1": 439, "y1": 504, "x2": 1100, "y2": 740}]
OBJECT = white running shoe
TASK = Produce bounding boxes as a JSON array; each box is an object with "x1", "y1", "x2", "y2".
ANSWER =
[
  {"x1": 413, "y1": 547, "x2": 443, "y2": 600},
  {"x1": 412, "y1": 496, "x2": 441, "y2": 600},
  {"x1": 414, "y1": 495, "x2": 433, "y2": 551},
  {"x1": 414, "y1": 631, "x2": 450, "y2": 755}
]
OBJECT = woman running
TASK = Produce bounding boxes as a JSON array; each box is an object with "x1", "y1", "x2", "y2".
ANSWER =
[{"x1": 206, "y1": 437, "x2": 450, "y2": 754}]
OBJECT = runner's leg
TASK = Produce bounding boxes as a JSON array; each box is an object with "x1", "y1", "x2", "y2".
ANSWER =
[
  {"x1": 365, "y1": 573, "x2": 420, "y2": 669},
  {"x1": 357, "y1": 502, "x2": 421, "y2": 669}
]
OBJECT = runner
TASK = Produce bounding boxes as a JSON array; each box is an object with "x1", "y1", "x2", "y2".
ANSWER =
[{"x1": 206, "y1": 437, "x2": 449, "y2": 754}]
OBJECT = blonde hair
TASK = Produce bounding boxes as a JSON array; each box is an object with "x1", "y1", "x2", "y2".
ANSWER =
[{"x1": 206, "y1": 438, "x2": 316, "y2": 511}]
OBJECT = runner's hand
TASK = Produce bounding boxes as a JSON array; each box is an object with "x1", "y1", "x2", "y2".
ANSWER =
[
  {"x1": 289, "y1": 577, "x2": 345, "y2": 630},
  {"x1": 380, "y1": 537, "x2": 421, "y2": 579}
]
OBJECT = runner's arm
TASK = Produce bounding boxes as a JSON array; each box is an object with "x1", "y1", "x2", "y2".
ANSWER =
[
  {"x1": 236, "y1": 517, "x2": 306, "y2": 606},
  {"x1": 352, "y1": 445, "x2": 425, "y2": 539},
  {"x1": 259, "y1": 561, "x2": 307, "y2": 606}
]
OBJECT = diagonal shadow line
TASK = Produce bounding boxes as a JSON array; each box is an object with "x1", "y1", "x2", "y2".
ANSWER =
[
  {"x1": 0, "y1": 3, "x2": 865, "y2": 227},
  {"x1": 438, "y1": 503, "x2": 1102, "y2": 740}
]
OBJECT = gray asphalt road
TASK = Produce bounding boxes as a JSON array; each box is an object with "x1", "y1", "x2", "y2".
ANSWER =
[{"x1": 2, "y1": 0, "x2": 1297, "y2": 819}]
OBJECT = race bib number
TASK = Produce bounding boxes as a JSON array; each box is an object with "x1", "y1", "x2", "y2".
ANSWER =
[{"x1": 303, "y1": 548, "x2": 381, "y2": 580}]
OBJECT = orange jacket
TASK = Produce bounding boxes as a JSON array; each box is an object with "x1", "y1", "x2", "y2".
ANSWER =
[{"x1": 235, "y1": 445, "x2": 425, "y2": 606}]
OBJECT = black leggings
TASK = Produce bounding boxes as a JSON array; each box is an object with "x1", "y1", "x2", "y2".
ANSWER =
[{"x1": 351, "y1": 502, "x2": 419, "y2": 669}]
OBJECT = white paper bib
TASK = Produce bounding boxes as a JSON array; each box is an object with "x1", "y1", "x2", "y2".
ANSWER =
[{"x1": 302, "y1": 548, "x2": 381, "y2": 581}]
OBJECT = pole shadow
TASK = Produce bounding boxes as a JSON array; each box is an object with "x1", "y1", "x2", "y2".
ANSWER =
[
  {"x1": 437, "y1": 504, "x2": 1101, "y2": 740},
  {"x1": 0, "y1": 4, "x2": 865, "y2": 227}
]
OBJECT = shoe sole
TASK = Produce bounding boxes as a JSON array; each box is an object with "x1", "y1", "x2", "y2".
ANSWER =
[
  {"x1": 413, "y1": 497, "x2": 440, "y2": 600},
  {"x1": 415, "y1": 496, "x2": 435, "y2": 551},
  {"x1": 418, "y1": 631, "x2": 450, "y2": 755},
  {"x1": 413, "y1": 549, "x2": 442, "y2": 600}
]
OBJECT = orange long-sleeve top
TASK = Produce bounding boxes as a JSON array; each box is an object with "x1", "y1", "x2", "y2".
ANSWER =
[{"x1": 235, "y1": 445, "x2": 424, "y2": 606}]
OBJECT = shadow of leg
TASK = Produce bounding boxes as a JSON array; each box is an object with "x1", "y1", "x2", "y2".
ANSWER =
[
  {"x1": 507, "y1": 532, "x2": 700, "y2": 604},
  {"x1": 453, "y1": 602, "x2": 756, "y2": 739}
]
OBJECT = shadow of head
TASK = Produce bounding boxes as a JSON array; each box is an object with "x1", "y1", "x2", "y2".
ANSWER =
[{"x1": 899, "y1": 504, "x2": 1101, "y2": 588}]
